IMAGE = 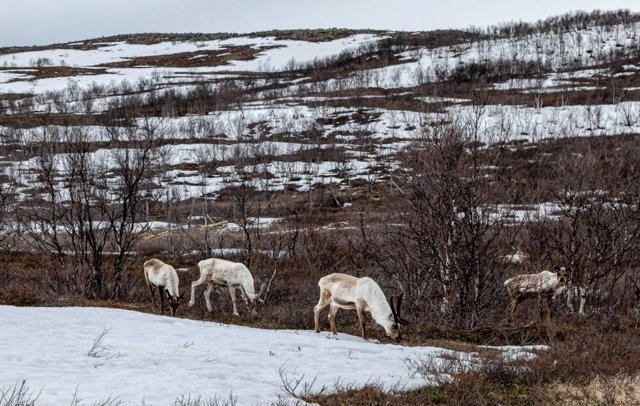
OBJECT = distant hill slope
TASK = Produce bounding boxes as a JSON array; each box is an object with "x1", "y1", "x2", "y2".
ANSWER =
[{"x1": 0, "y1": 9, "x2": 638, "y2": 225}]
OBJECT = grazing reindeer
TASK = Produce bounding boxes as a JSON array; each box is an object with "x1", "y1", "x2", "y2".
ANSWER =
[
  {"x1": 143, "y1": 259, "x2": 184, "y2": 316},
  {"x1": 188, "y1": 258, "x2": 267, "y2": 316},
  {"x1": 504, "y1": 266, "x2": 570, "y2": 322},
  {"x1": 314, "y1": 273, "x2": 408, "y2": 342}
]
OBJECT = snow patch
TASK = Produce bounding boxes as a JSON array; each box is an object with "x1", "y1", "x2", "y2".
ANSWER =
[{"x1": 1, "y1": 305, "x2": 466, "y2": 405}]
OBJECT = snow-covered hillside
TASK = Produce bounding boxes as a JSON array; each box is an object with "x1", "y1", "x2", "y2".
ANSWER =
[
  {"x1": 2, "y1": 12, "x2": 640, "y2": 253},
  {"x1": 0, "y1": 34, "x2": 378, "y2": 94},
  {"x1": 1, "y1": 19, "x2": 639, "y2": 205}
]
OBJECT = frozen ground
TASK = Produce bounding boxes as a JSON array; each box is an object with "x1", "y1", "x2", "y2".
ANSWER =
[
  {"x1": 0, "y1": 34, "x2": 379, "y2": 94},
  {"x1": 0, "y1": 305, "x2": 540, "y2": 405}
]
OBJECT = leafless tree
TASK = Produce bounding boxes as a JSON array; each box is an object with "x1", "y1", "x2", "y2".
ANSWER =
[
  {"x1": 359, "y1": 119, "x2": 522, "y2": 328},
  {"x1": 103, "y1": 114, "x2": 168, "y2": 299},
  {"x1": 16, "y1": 125, "x2": 111, "y2": 298},
  {"x1": 527, "y1": 141, "x2": 640, "y2": 314}
]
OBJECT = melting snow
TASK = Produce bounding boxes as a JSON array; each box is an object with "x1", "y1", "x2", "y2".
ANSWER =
[{"x1": 1, "y1": 305, "x2": 471, "y2": 405}]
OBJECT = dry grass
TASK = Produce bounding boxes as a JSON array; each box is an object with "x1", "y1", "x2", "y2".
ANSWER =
[
  {"x1": 25, "y1": 66, "x2": 108, "y2": 81},
  {"x1": 551, "y1": 375, "x2": 640, "y2": 405},
  {"x1": 100, "y1": 46, "x2": 281, "y2": 69}
]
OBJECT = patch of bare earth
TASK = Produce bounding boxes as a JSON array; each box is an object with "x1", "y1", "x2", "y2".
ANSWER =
[
  {"x1": 22, "y1": 66, "x2": 107, "y2": 80},
  {"x1": 100, "y1": 45, "x2": 282, "y2": 69},
  {"x1": 551, "y1": 375, "x2": 640, "y2": 405}
]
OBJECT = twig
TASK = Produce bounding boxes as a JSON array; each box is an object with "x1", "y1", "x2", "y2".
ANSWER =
[
  {"x1": 263, "y1": 266, "x2": 278, "y2": 303},
  {"x1": 88, "y1": 327, "x2": 111, "y2": 358}
]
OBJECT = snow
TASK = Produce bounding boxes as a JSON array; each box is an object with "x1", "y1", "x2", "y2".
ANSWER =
[
  {"x1": 0, "y1": 41, "x2": 227, "y2": 68},
  {"x1": 503, "y1": 251, "x2": 527, "y2": 264},
  {"x1": 4, "y1": 101, "x2": 411, "y2": 203},
  {"x1": 213, "y1": 34, "x2": 378, "y2": 72},
  {"x1": 479, "y1": 345, "x2": 549, "y2": 362},
  {"x1": 13, "y1": 35, "x2": 374, "y2": 73},
  {"x1": 491, "y1": 68, "x2": 609, "y2": 93},
  {"x1": 0, "y1": 68, "x2": 177, "y2": 94},
  {"x1": 0, "y1": 305, "x2": 473, "y2": 405},
  {"x1": 9, "y1": 91, "x2": 636, "y2": 204},
  {"x1": 418, "y1": 96, "x2": 470, "y2": 104},
  {"x1": 0, "y1": 34, "x2": 380, "y2": 94},
  {"x1": 445, "y1": 102, "x2": 640, "y2": 142},
  {"x1": 485, "y1": 203, "x2": 564, "y2": 223},
  {"x1": 0, "y1": 71, "x2": 29, "y2": 83},
  {"x1": 330, "y1": 23, "x2": 640, "y2": 90},
  {"x1": 163, "y1": 142, "x2": 314, "y2": 165},
  {"x1": 0, "y1": 23, "x2": 637, "y2": 97}
]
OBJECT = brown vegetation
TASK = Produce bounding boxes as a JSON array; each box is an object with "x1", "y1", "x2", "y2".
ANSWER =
[{"x1": 100, "y1": 46, "x2": 282, "y2": 69}]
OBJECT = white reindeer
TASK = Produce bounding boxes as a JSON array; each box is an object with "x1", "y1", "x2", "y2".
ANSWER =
[
  {"x1": 314, "y1": 273, "x2": 408, "y2": 341},
  {"x1": 504, "y1": 266, "x2": 570, "y2": 321},
  {"x1": 188, "y1": 258, "x2": 266, "y2": 316},
  {"x1": 143, "y1": 258, "x2": 184, "y2": 316}
]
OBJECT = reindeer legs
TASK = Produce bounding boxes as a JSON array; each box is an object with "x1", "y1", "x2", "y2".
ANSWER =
[
  {"x1": 189, "y1": 272, "x2": 209, "y2": 308},
  {"x1": 314, "y1": 288, "x2": 332, "y2": 333},
  {"x1": 328, "y1": 304, "x2": 339, "y2": 335},
  {"x1": 508, "y1": 297, "x2": 520, "y2": 323},
  {"x1": 147, "y1": 283, "x2": 157, "y2": 311},
  {"x1": 204, "y1": 283, "x2": 215, "y2": 312},
  {"x1": 228, "y1": 286, "x2": 240, "y2": 316},
  {"x1": 544, "y1": 295, "x2": 553, "y2": 322},
  {"x1": 356, "y1": 303, "x2": 367, "y2": 340},
  {"x1": 158, "y1": 286, "x2": 165, "y2": 315}
]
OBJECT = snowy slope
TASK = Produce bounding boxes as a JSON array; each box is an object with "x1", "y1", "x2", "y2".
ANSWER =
[
  {"x1": 0, "y1": 34, "x2": 379, "y2": 94},
  {"x1": 0, "y1": 305, "x2": 475, "y2": 405}
]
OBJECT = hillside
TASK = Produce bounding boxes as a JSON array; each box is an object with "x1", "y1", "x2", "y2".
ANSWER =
[
  {"x1": 1, "y1": 13, "x2": 640, "y2": 207},
  {"x1": 2, "y1": 9, "x2": 640, "y2": 405}
]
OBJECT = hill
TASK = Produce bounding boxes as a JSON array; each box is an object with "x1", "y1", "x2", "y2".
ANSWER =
[{"x1": 2, "y1": 9, "x2": 640, "y2": 405}]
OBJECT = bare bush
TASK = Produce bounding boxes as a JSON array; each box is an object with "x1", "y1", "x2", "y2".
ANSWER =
[
  {"x1": 0, "y1": 381, "x2": 40, "y2": 406},
  {"x1": 172, "y1": 393, "x2": 237, "y2": 406}
]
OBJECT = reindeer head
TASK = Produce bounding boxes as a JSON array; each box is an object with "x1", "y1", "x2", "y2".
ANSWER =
[
  {"x1": 250, "y1": 267, "x2": 277, "y2": 315},
  {"x1": 248, "y1": 283, "x2": 268, "y2": 315},
  {"x1": 166, "y1": 291, "x2": 185, "y2": 316},
  {"x1": 554, "y1": 266, "x2": 571, "y2": 285},
  {"x1": 387, "y1": 293, "x2": 410, "y2": 342}
]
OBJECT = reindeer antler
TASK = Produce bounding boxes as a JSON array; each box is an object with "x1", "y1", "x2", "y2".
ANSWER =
[
  {"x1": 259, "y1": 266, "x2": 278, "y2": 303},
  {"x1": 389, "y1": 294, "x2": 405, "y2": 325},
  {"x1": 393, "y1": 293, "x2": 410, "y2": 325},
  {"x1": 389, "y1": 295, "x2": 398, "y2": 322}
]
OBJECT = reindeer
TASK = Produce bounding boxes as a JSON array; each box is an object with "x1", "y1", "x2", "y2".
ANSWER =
[
  {"x1": 188, "y1": 258, "x2": 267, "y2": 316},
  {"x1": 143, "y1": 258, "x2": 184, "y2": 316},
  {"x1": 504, "y1": 266, "x2": 570, "y2": 322},
  {"x1": 314, "y1": 273, "x2": 408, "y2": 342}
]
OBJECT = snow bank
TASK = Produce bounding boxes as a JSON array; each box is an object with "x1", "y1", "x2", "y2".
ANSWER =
[{"x1": 0, "y1": 305, "x2": 461, "y2": 405}]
